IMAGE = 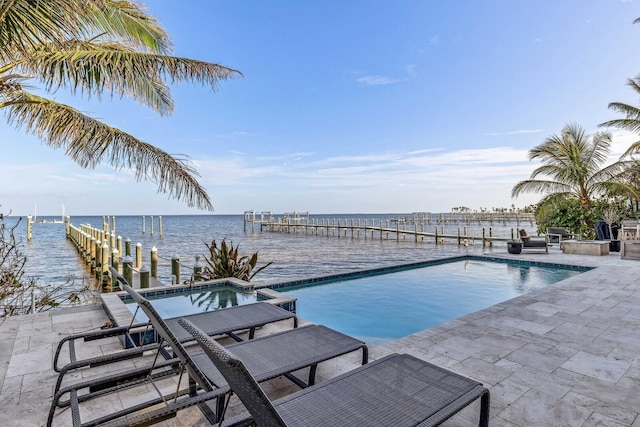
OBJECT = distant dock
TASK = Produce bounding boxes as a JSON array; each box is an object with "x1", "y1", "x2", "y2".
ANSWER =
[{"x1": 244, "y1": 211, "x2": 536, "y2": 247}]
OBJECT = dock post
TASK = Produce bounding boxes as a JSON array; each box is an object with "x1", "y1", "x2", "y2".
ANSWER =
[
  {"x1": 482, "y1": 228, "x2": 486, "y2": 248},
  {"x1": 150, "y1": 216, "x2": 154, "y2": 236},
  {"x1": 111, "y1": 248, "x2": 119, "y2": 271},
  {"x1": 142, "y1": 216, "x2": 146, "y2": 234},
  {"x1": 101, "y1": 242, "x2": 109, "y2": 290},
  {"x1": 159, "y1": 216, "x2": 163, "y2": 237},
  {"x1": 171, "y1": 254, "x2": 180, "y2": 285},
  {"x1": 489, "y1": 227, "x2": 493, "y2": 248},
  {"x1": 90, "y1": 237, "x2": 97, "y2": 274},
  {"x1": 140, "y1": 265, "x2": 150, "y2": 289},
  {"x1": 117, "y1": 235, "x2": 122, "y2": 257},
  {"x1": 27, "y1": 215, "x2": 32, "y2": 241},
  {"x1": 125, "y1": 238, "x2": 131, "y2": 257},
  {"x1": 84, "y1": 232, "x2": 91, "y2": 264},
  {"x1": 136, "y1": 242, "x2": 142, "y2": 268},
  {"x1": 110, "y1": 232, "x2": 116, "y2": 254},
  {"x1": 150, "y1": 247, "x2": 158, "y2": 279},
  {"x1": 123, "y1": 256, "x2": 133, "y2": 287}
]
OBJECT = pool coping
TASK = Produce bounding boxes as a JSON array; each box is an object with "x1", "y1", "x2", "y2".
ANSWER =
[
  {"x1": 101, "y1": 277, "x2": 297, "y2": 346},
  {"x1": 256, "y1": 254, "x2": 592, "y2": 293}
]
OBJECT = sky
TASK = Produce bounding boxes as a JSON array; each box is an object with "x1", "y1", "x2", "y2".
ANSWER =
[{"x1": 2, "y1": 0, "x2": 640, "y2": 216}]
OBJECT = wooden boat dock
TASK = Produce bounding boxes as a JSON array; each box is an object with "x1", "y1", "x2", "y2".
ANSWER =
[{"x1": 244, "y1": 211, "x2": 536, "y2": 247}]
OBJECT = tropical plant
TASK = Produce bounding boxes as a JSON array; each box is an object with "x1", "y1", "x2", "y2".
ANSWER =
[
  {"x1": 534, "y1": 198, "x2": 628, "y2": 240},
  {"x1": 599, "y1": 77, "x2": 640, "y2": 212},
  {"x1": 0, "y1": 0, "x2": 242, "y2": 210},
  {"x1": 512, "y1": 123, "x2": 634, "y2": 219},
  {"x1": 200, "y1": 239, "x2": 272, "y2": 282}
]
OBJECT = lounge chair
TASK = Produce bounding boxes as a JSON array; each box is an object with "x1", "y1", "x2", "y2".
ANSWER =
[
  {"x1": 518, "y1": 229, "x2": 548, "y2": 253},
  {"x1": 53, "y1": 268, "x2": 298, "y2": 393},
  {"x1": 546, "y1": 227, "x2": 579, "y2": 246},
  {"x1": 180, "y1": 318, "x2": 491, "y2": 427},
  {"x1": 48, "y1": 284, "x2": 368, "y2": 427}
]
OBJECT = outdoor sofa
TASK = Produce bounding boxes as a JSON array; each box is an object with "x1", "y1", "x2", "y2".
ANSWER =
[{"x1": 518, "y1": 229, "x2": 548, "y2": 253}]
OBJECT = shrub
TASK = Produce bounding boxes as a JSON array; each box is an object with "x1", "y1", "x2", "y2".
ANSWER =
[{"x1": 200, "y1": 239, "x2": 271, "y2": 282}]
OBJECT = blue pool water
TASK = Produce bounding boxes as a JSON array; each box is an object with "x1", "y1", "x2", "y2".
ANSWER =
[
  {"x1": 124, "y1": 286, "x2": 258, "y2": 319},
  {"x1": 274, "y1": 258, "x2": 586, "y2": 345}
]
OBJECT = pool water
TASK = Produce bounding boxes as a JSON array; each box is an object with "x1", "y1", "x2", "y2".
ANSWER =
[
  {"x1": 277, "y1": 259, "x2": 585, "y2": 346},
  {"x1": 125, "y1": 286, "x2": 258, "y2": 320}
]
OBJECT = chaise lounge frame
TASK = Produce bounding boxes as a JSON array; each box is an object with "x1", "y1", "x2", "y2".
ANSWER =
[
  {"x1": 180, "y1": 318, "x2": 491, "y2": 427},
  {"x1": 48, "y1": 284, "x2": 368, "y2": 426},
  {"x1": 53, "y1": 267, "x2": 298, "y2": 393}
]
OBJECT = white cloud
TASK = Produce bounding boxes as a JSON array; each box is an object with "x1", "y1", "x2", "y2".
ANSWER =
[
  {"x1": 256, "y1": 152, "x2": 315, "y2": 162},
  {"x1": 356, "y1": 75, "x2": 405, "y2": 86}
]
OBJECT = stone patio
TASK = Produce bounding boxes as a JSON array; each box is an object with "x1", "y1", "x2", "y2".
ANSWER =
[{"x1": 1, "y1": 246, "x2": 639, "y2": 426}]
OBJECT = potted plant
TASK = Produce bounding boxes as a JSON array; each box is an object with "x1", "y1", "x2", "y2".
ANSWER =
[{"x1": 601, "y1": 205, "x2": 623, "y2": 252}]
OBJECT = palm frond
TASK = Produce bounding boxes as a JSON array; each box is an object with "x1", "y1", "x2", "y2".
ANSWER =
[
  {"x1": 0, "y1": 0, "x2": 70, "y2": 59},
  {"x1": 2, "y1": 90, "x2": 213, "y2": 210},
  {"x1": 87, "y1": 0, "x2": 171, "y2": 53},
  {"x1": 511, "y1": 179, "x2": 572, "y2": 198},
  {"x1": 0, "y1": 0, "x2": 171, "y2": 61},
  {"x1": 21, "y1": 40, "x2": 242, "y2": 114}
]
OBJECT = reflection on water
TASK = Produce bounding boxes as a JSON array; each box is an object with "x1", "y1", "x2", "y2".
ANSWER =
[
  {"x1": 189, "y1": 288, "x2": 239, "y2": 311},
  {"x1": 126, "y1": 286, "x2": 258, "y2": 319}
]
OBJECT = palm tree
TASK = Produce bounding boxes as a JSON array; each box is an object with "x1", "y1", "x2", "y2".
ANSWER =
[
  {"x1": 601, "y1": 78, "x2": 640, "y2": 155},
  {"x1": 511, "y1": 123, "x2": 631, "y2": 210},
  {"x1": 600, "y1": 77, "x2": 640, "y2": 210},
  {"x1": 0, "y1": 1, "x2": 242, "y2": 210}
]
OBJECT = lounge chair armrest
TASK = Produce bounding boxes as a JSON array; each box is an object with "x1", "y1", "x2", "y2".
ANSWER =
[{"x1": 53, "y1": 323, "x2": 149, "y2": 372}]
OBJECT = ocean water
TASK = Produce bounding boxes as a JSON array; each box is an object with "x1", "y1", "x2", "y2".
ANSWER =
[{"x1": 5, "y1": 214, "x2": 536, "y2": 288}]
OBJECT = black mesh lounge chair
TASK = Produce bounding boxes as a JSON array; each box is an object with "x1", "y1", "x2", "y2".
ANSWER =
[
  {"x1": 53, "y1": 268, "x2": 297, "y2": 393},
  {"x1": 518, "y1": 229, "x2": 548, "y2": 253},
  {"x1": 48, "y1": 284, "x2": 368, "y2": 427},
  {"x1": 179, "y1": 318, "x2": 490, "y2": 427}
]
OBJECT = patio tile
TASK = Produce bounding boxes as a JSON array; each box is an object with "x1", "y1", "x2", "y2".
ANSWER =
[
  {"x1": 561, "y1": 351, "x2": 631, "y2": 382},
  {"x1": 505, "y1": 344, "x2": 569, "y2": 373},
  {"x1": 564, "y1": 391, "x2": 637, "y2": 426},
  {"x1": 2, "y1": 249, "x2": 640, "y2": 426},
  {"x1": 498, "y1": 389, "x2": 592, "y2": 427}
]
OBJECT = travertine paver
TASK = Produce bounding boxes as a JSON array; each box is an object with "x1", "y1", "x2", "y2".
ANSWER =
[{"x1": 0, "y1": 246, "x2": 639, "y2": 426}]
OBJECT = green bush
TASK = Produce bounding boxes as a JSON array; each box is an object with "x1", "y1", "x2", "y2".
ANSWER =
[{"x1": 535, "y1": 198, "x2": 629, "y2": 239}]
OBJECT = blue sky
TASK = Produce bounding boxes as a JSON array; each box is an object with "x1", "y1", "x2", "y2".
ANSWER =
[{"x1": 2, "y1": 0, "x2": 640, "y2": 216}]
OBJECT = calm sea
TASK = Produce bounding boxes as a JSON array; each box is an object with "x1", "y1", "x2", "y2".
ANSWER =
[{"x1": 6, "y1": 214, "x2": 535, "y2": 288}]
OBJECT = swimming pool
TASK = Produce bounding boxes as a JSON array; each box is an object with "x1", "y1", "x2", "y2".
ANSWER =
[
  {"x1": 124, "y1": 286, "x2": 259, "y2": 319},
  {"x1": 266, "y1": 257, "x2": 588, "y2": 345}
]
